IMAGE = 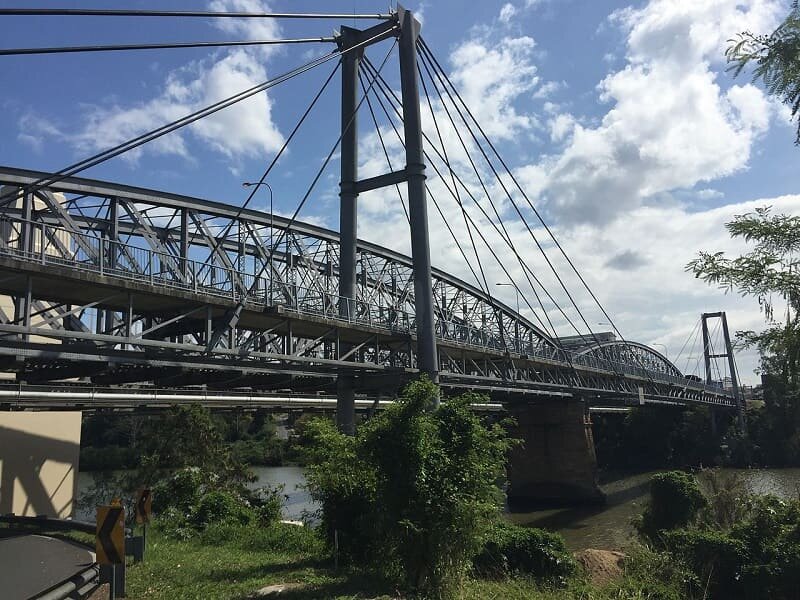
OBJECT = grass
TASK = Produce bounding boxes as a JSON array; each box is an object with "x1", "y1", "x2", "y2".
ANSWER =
[{"x1": 115, "y1": 523, "x2": 687, "y2": 599}]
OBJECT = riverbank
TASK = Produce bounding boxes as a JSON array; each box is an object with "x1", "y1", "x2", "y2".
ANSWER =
[{"x1": 121, "y1": 522, "x2": 663, "y2": 600}]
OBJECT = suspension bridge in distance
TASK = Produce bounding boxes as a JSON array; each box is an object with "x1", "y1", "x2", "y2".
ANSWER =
[{"x1": 0, "y1": 5, "x2": 743, "y2": 504}]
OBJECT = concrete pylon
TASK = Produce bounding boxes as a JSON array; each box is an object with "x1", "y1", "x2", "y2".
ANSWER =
[{"x1": 506, "y1": 398, "x2": 605, "y2": 506}]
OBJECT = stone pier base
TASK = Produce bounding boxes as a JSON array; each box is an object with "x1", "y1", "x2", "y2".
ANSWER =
[{"x1": 507, "y1": 398, "x2": 605, "y2": 506}]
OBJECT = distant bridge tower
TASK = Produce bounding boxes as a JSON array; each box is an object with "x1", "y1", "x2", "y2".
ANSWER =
[
  {"x1": 702, "y1": 311, "x2": 746, "y2": 431},
  {"x1": 335, "y1": 6, "x2": 439, "y2": 433}
]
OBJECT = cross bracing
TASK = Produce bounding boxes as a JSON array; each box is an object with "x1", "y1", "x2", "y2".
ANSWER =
[{"x1": 0, "y1": 167, "x2": 734, "y2": 407}]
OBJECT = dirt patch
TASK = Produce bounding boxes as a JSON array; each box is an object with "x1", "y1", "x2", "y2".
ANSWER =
[{"x1": 574, "y1": 548, "x2": 626, "y2": 585}]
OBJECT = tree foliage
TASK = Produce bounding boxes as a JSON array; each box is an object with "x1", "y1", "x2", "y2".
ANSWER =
[
  {"x1": 727, "y1": 1, "x2": 800, "y2": 143},
  {"x1": 687, "y1": 207, "x2": 800, "y2": 464},
  {"x1": 304, "y1": 377, "x2": 515, "y2": 599}
]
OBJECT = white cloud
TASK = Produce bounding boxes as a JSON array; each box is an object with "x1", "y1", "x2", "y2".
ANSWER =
[
  {"x1": 449, "y1": 35, "x2": 539, "y2": 140},
  {"x1": 695, "y1": 188, "x2": 724, "y2": 200},
  {"x1": 539, "y1": 0, "x2": 785, "y2": 225},
  {"x1": 533, "y1": 80, "x2": 565, "y2": 99},
  {"x1": 22, "y1": 0, "x2": 284, "y2": 164},
  {"x1": 17, "y1": 114, "x2": 64, "y2": 153},
  {"x1": 499, "y1": 3, "x2": 518, "y2": 24},
  {"x1": 351, "y1": 0, "x2": 795, "y2": 385},
  {"x1": 548, "y1": 113, "x2": 576, "y2": 143}
]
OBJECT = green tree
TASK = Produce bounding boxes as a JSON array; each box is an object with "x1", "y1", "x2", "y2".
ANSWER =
[
  {"x1": 727, "y1": 1, "x2": 800, "y2": 143},
  {"x1": 687, "y1": 207, "x2": 800, "y2": 464},
  {"x1": 304, "y1": 377, "x2": 514, "y2": 599}
]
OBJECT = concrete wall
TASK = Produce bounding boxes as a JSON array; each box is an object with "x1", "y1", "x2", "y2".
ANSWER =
[
  {"x1": 507, "y1": 399, "x2": 605, "y2": 506},
  {"x1": 0, "y1": 412, "x2": 82, "y2": 518}
]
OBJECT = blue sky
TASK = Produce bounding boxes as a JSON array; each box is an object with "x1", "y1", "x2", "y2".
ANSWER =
[{"x1": 2, "y1": 0, "x2": 799, "y2": 383}]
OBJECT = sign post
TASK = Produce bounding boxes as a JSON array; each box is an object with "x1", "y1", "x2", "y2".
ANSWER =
[
  {"x1": 96, "y1": 503, "x2": 125, "y2": 598},
  {"x1": 134, "y1": 488, "x2": 152, "y2": 561}
]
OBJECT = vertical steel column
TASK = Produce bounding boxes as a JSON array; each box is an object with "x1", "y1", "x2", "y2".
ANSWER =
[
  {"x1": 105, "y1": 198, "x2": 119, "y2": 333},
  {"x1": 399, "y1": 7, "x2": 439, "y2": 394},
  {"x1": 720, "y1": 312, "x2": 746, "y2": 431},
  {"x1": 180, "y1": 208, "x2": 189, "y2": 280},
  {"x1": 336, "y1": 27, "x2": 361, "y2": 435},
  {"x1": 14, "y1": 189, "x2": 33, "y2": 336},
  {"x1": 701, "y1": 314, "x2": 712, "y2": 385}
]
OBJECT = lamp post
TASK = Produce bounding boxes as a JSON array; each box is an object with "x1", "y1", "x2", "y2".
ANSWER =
[
  {"x1": 242, "y1": 181, "x2": 273, "y2": 301},
  {"x1": 495, "y1": 282, "x2": 520, "y2": 315},
  {"x1": 496, "y1": 282, "x2": 521, "y2": 353},
  {"x1": 651, "y1": 342, "x2": 669, "y2": 360}
]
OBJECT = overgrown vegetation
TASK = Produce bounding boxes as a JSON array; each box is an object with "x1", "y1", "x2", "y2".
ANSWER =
[
  {"x1": 80, "y1": 405, "x2": 284, "y2": 534},
  {"x1": 303, "y1": 377, "x2": 518, "y2": 598},
  {"x1": 80, "y1": 406, "x2": 289, "y2": 471},
  {"x1": 687, "y1": 207, "x2": 800, "y2": 467},
  {"x1": 634, "y1": 469, "x2": 800, "y2": 600}
]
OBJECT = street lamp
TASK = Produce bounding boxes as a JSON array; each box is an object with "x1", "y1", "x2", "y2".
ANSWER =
[
  {"x1": 495, "y1": 282, "x2": 520, "y2": 315},
  {"x1": 651, "y1": 342, "x2": 669, "y2": 360},
  {"x1": 242, "y1": 180, "x2": 274, "y2": 299}
]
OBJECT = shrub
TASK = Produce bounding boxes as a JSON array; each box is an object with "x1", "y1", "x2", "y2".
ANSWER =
[
  {"x1": 304, "y1": 377, "x2": 513, "y2": 599},
  {"x1": 732, "y1": 495, "x2": 800, "y2": 600},
  {"x1": 188, "y1": 490, "x2": 255, "y2": 529},
  {"x1": 603, "y1": 545, "x2": 699, "y2": 600},
  {"x1": 152, "y1": 466, "x2": 207, "y2": 515},
  {"x1": 472, "y1": 521, "x2": 574, "y2": 581},
  {"x1": 637, "y1": 471, "x2": 706, "y2": 544},
  {"x1": 662, "y1": 529, "x2": 745, "y2": 598}
]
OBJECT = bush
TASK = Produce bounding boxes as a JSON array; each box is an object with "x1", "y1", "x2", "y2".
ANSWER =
[
  {"x1": 602, "y1": 545, "x2": 699, "y2": 600},
  {"x1": 188, "y1": 490, "x2": 255, "y2": 529},
  {"x1": 472, "y1": 521, "x2": 574, "y2": 581},
  {"x1": 637, "y1": 471, "x2": 706, "y2": 544},
  {"x1": 732, "y1": 495, "x2": 800, "y2": 600},
  {"x1": 304, "y1": 377, "x2": 513, "y2": 599},
  {"x1": 662, "y1": 529, "x2": 745, "y2": 598},
  {"x1": 152, "y1": 467, "x2": 207, "y2": 515}
]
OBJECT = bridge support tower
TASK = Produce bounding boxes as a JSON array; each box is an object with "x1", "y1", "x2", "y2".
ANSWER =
[
  {"x1": 335, "y1": 6, "x2": 439, "y2": 433},
  {"x1": 506, "y1": 397, "x2": 605, "y2": 506}
]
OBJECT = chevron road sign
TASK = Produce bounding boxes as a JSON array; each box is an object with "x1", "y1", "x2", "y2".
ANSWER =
[{"x1": 96, "y1": 505, "x2": 125, "y2": 565}]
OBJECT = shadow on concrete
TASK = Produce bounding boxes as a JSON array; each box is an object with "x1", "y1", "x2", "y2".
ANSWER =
[{"x1": 0, "y1": 424, "x2": 80, "y2": 517}]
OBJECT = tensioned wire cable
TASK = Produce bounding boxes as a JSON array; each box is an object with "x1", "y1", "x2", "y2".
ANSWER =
[
  {"x1": 364, "y1": 61, "x2": 565, "y2": 341},
  {"x1": 202, "y1": 38, "x2": 398, "y2": 349},
  {"x1": 359, "y1": 69, "x2": 489, "y2": 305},
  {"x1": 361, "y1": 58, "x2": 569, "y2": 338},
  {"x1": 362, "y1": 58, "x2": 570, "y2": 341},
  {"x1": 358, "y1": 71, "x2": 410, "y2": 224},
  {"x1": 414, "y1": 54, "x2": 564, "y2": 342},
  {"x1": 367, "y1": 75, "x2": 562, "y2": 342},
  {"x1": 673, "y1": 318, "x2": 701, "y2": 372},
  {"x1": 415, "y1": 45, "x2": 607, "y2": 351},
  {"x1": 240, "y1": 39, "x2": 399, "y2": 297},
  {"x1": 201, "y1": 62, "x2": 341, "y2": 275},
  {"x1": 417, "y1": 60, "x2": 493, "y2": 302},
  {"x1": 415, "y1": 48, "x2": 646, "y2": 383},
  {"x1": 418, "y1": 38, "x2": 631, "y2": 350},
  {"x1": 0, "y1": 24, "x2": 399, "y2": 209},
  {"x1": 416, "y1": 39, "x2": 660, "y2": 384},
  {"x1": 0, "y1": 9, "x2": 393, "y2": 19},
  {"x1": 0, "y1": 38, "x2": 336, "y2": 56}
]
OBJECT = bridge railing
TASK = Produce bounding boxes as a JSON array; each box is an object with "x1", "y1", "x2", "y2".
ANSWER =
[{"x1": 0, "y1": 216, "x2": 730, "y2": 398}]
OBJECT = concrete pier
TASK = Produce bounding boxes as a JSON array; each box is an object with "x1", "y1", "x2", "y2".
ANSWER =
[{"x1": 507, "y1": 398, "x2": 605, "y2": 506}]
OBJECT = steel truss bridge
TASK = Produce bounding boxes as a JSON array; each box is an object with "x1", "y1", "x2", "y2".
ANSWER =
[
  {"x1": 0, "y1": 6, "x2": 739, "y2": 416},
  {"x1": 0, "y1": 167, "x2": 733, "y2": 409}
]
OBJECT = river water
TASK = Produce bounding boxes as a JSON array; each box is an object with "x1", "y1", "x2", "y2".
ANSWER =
[{"x1": 76, "y1": 467, "x2": 800, "y2": 551}]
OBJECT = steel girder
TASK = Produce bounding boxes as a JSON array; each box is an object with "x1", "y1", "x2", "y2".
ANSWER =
[{"x1": 0, "y1": 167, "x2": 735, "y2": 406}]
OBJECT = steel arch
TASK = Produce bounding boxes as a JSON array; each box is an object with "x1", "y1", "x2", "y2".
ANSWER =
[{"x1": 577, "y1": 341, "x2": 683, "y2": 378}]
